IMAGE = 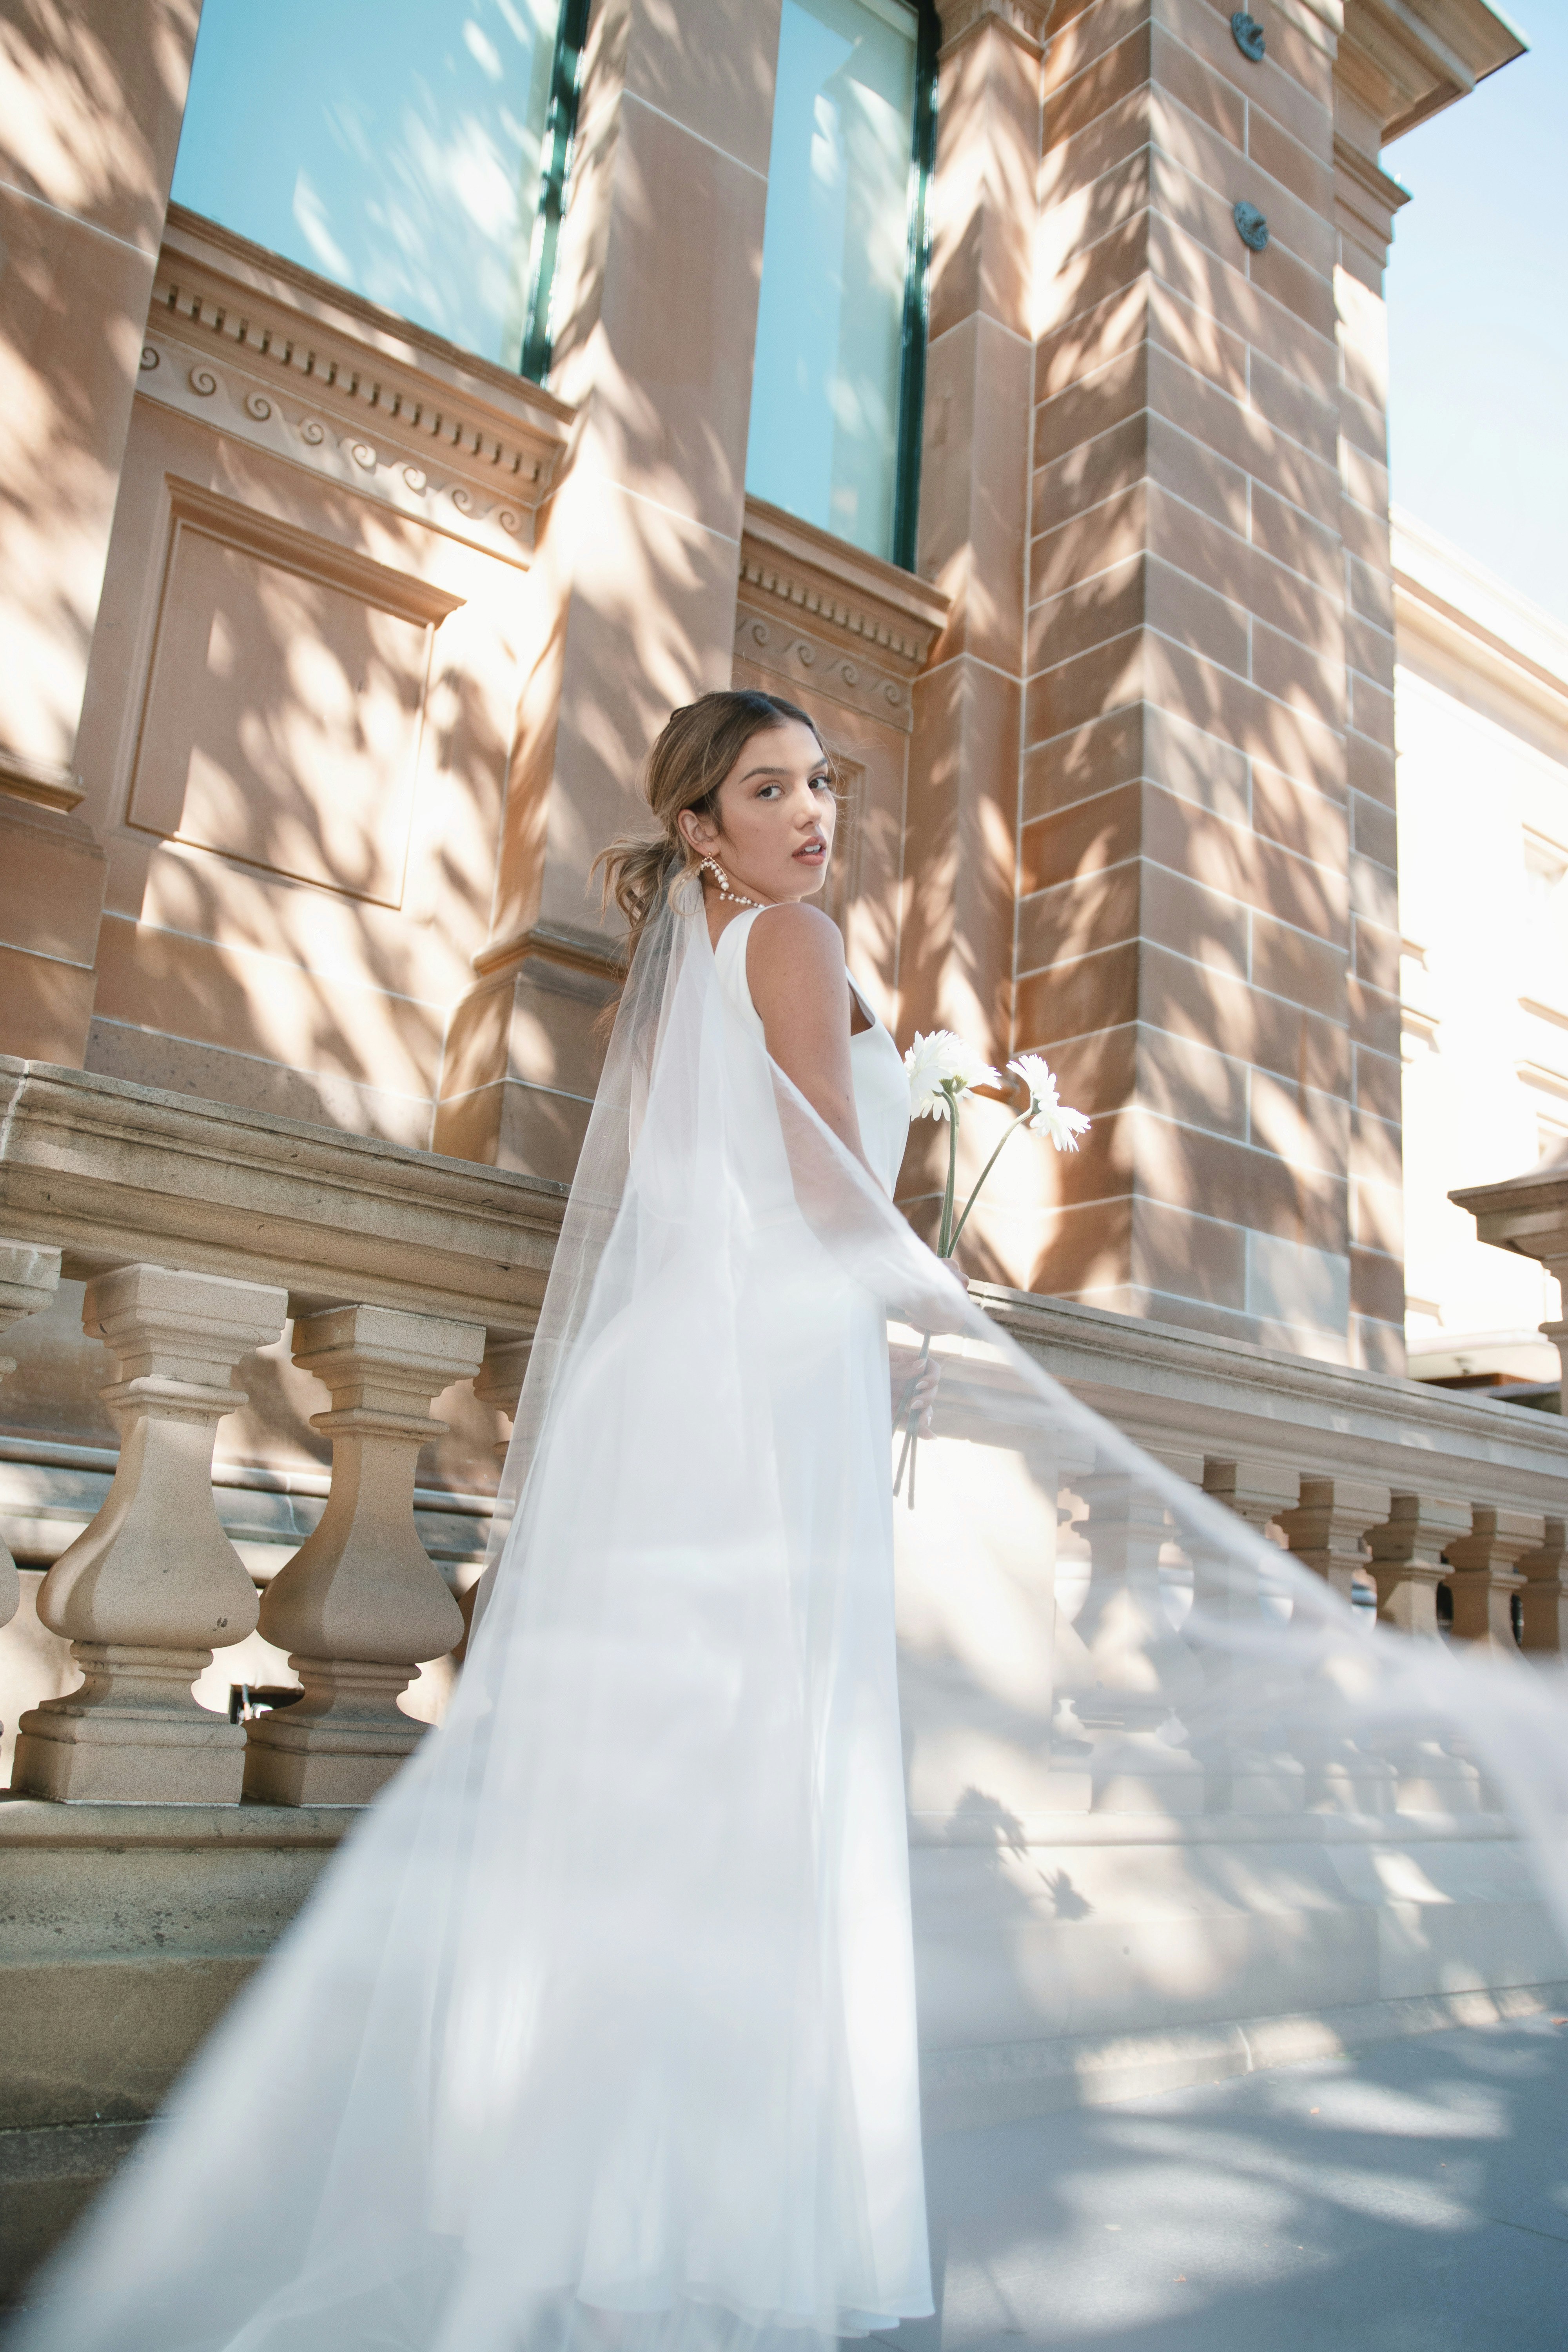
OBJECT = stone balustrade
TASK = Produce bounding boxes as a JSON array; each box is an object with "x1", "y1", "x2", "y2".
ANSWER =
[
  {"x1": 978, "y1": 1280, "x2": 1568, "y2": 1649},
  {"x1": 0, "y1": 1057, "x2": 563, "y2": 1805},
  {"x1": 4, "y1": 1068, "x2": 1568, "y2": 2289},
  {"x1": 2, "y1": 1061, "x2": 1568, "y2": 1823}
]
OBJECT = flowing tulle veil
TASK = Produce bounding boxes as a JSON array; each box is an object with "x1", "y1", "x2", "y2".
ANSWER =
[{"x1": 11, "y1": 880, "x2": 1568, "y2": 2352}]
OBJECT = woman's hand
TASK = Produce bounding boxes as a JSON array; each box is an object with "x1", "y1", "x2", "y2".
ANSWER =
[{"x1": 889, "y1": 1343, "x2": 941, "y2": 1434}]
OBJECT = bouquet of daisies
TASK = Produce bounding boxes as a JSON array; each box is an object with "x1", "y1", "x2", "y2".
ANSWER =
[{"x1": 894, "y1": 1034, "x2": 1090, "y2": 1503}]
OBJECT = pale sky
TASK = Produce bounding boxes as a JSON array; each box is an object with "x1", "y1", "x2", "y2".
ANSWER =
[{"x1": 1383, "y1": 6, "x2": 1568, "y2": 627}]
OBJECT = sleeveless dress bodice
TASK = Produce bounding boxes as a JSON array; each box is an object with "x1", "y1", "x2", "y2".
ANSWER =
[{"x1": 713, "y1": 908, "x2": 910, "y2": 1196}]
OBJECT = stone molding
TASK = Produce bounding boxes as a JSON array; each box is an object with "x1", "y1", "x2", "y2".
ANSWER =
[
  {"x1": 1394, "y1": 574, "x2": 1568, "y2": 744},
  {"x1": 162, "y1": 478, "x2": 468, "y2": 632},
  {"x1": 734, "y1": 611, "x2": 922, "y2": 731},
  {"x1": 1338, "y1": 0, "x2": 1525, "y2": 143},
  {"x1": 0, "y1": 1057, "x2": 564, "y2": 1337},
  {"x1": 141, "y1": 209, "x2": 574, "y2": 568},
  {"x1": 971, "y1": 1281, "x2": 1568, "y2": 1516},
  {"x1": 1332, "y1": 129, "x2": 1411, "y2": 264},
  {"x1": 739, "y1": 496, "x2": 948, "y2": 667},
  {"x1": 471, "y1": 919, "x2": 624, "y2": 984},
  {"x1": 934, "y1": 0, "x2": 1048, "y2": 58},
  {"x1": 736, "y1": 495, "x2": 950, "y2": 733},
  {"x1": 0, "y1": 745, "x2": 83, "y2": 815}
]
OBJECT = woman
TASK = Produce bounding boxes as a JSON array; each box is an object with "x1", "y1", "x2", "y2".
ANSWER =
[
  {"x1": 11, "y1": 690, "x2": 957, "y2": 2352},
  {"x1": 16, "y1": 693, "x2": 1568, "y2": 2352}
]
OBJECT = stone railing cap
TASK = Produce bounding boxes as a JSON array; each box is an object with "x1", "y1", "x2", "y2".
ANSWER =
[{"x1": 0, "y1": 1059, "x2": 566, "y2": 1337}]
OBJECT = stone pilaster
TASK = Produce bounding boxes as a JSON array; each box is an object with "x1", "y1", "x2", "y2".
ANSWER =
[
  {"x1": 0, "y1": 0, "x2": 198, "y2": 1061},
  {"x1": 899, "y1": 0, "x2": 1045, "y2": 1258},
  {"x1": 438, "y1": 0, "x2": 786, "y2": 1181}
]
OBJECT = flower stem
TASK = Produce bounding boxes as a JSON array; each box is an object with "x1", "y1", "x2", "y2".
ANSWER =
[
  {"x1": 937, "y1": 1085, "x2": 961, "y2": 1258},
  {"x1": 892, "y1": 1330, "x2": 931, "y2": 1503},
  {"x1": 945, "y1": 1109, "x2": 1033, "y2": 1259}
]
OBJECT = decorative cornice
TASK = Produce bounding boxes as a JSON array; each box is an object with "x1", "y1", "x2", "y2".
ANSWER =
[
  {"x1": 739, "y1": 496, "x2": 948, "y2": 666},
  {"x1": 1337, "y1": 0, "x2": 1525, "y2": 143},
  {"x1": 935, "y1": 0, "x2": 1049, "y2": 58},
  {"x1": 1394, "y1": 546, "x2": 1568, "y2": 744},
  {"x1": 142, "y1": 210, "x2": 574, "y2": 568},
  {"x1": 1332, "y1": 129, "x2": 1410, "y2": 260},
  {"x1": 0, "y1": 744, "x2": 82, "y2": 814}
]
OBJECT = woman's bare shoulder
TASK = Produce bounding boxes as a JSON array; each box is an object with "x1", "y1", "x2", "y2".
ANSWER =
[{"x1": 746, "y1": 901, "x2": 845, "y2": 979}]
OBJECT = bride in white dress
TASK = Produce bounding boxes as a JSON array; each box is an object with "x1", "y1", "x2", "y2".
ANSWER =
[
  {"x1": 9, "y1": 689, "x2": 950, "y2": 2352},
  {"x1": 16, "y1": 692, "x2": 1568, "y2": 2352}
]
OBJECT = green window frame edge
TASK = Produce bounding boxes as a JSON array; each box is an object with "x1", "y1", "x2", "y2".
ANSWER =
[
  {"x1": 891, "y1": 0, "x2": 941, "y2": 575},
  {"x1": 521, "y1": 0, "x2": 593, "y2": 383},
  {"x1": 520, "y1": 0, "x2": 939, "y2": 569}
]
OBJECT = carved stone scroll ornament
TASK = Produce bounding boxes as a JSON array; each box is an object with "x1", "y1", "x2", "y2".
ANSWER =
[
  {"x1": 140, "y1": 336, "x2": 535, "y2": 560},
  {"x1": 143, "y1": 327, "x2": 545, "y2": 564},
  {"x1": 735, "y1": 611, "x2": 913, "y2": 731}
]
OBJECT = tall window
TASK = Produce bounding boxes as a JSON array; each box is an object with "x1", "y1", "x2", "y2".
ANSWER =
[
  {"x1": 746, "y1": 0, "x2": 937, "y2": 570},
  {"x1": 170, "y1": 0, "x2": 586, "y2": 378}
]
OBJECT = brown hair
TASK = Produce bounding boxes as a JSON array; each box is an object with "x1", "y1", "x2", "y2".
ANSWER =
[{"x1": 594, "y1": 690, "x2": 831, "y2": 968}]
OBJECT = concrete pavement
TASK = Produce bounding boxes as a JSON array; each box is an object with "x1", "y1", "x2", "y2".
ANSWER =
[{"x1": 886, "y1": 2017, "x2": 1568, "y2": 2352}]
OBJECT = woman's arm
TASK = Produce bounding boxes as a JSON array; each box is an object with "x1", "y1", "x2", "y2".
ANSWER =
[{"x1": 746, "y1": 903, "x2": 871, "y2": 1174}]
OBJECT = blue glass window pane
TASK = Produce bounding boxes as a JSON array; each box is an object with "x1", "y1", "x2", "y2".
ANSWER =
[
  {"x1": 746, "y1": 0, "x2": 919, "y2": 562},
  {"x1": 170, "y1": 0, "x2": 561, "y2": 370}
]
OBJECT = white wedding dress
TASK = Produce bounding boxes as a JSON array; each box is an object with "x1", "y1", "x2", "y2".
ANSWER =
[
  {"x1": 13, "y1": 890, "x2": 937, "y2": 2352},
  {"x1": 711, "y1": 908, "x2": 912, "y2": 1194},
  {"x1": 16, "y1": 883, "x2": 1568, "y2": 2352}
]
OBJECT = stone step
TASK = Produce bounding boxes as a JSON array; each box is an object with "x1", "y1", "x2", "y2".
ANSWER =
[{"x1": 0, "y1": 2118, "x2": 144, "y2": 2311}]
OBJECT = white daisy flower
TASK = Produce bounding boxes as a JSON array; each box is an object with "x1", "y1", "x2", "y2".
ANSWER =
[
  {"x1": 1009, "y1": 1053, "x2": 1091, "y2": 1152},
  {"x1": 904, "y1": 1030, "x2": 998, "y2": 1121}
]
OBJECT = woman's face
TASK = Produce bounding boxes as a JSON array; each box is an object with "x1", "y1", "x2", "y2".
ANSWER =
[{"x1": 678, "y1": 720, "x2": 837, "y2": 904}]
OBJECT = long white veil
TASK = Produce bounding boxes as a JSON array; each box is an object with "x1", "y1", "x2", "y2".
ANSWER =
[{"x1": 9, "y1": 882, "x2": 1568, "y2": 2352}]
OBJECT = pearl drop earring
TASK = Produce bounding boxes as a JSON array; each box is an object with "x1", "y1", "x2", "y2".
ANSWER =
[{"x1": 699, "y1": 856, "x2": 763, "y2": 909}]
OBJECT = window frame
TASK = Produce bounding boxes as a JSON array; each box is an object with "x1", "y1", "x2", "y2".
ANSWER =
[
  {"x1": 521, "y1": 0, "x2": 593, "y2": 382},
  {"x1": 891, "y1": 0, "x2": 941, "y2": 574}
]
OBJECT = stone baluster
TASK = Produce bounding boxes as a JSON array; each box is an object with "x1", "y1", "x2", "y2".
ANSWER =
[
  {"x1": 12, "y1": 1265, "x2": 288, "y2": 1801},
  {"x1": 474, "y1": 1334, "x2": 533, "y2": 1436},
  {"x1": 1518, "y1": 1519, "x2": 1568, "y2": 1655},
  {"x1": 1364, "y1": 1492, "x2": 1483, "y2": 1814},
  {"x1": 455, "y1": 1332, "x2": 534, "y2": 1655},
  {"x1": 1067, "y1": 1453, "x2": 1205, "y2": 1813},
  {"x1": 1443, "y1": 1506, "x2": 1542, "y2": 1651},
  {"x1": 1276, "y1": 1474, "x2": 1399, "y2": 1814},
  {"x1": 242, "y1": 1304, "x2": 486, "y2": 1805},
  {"x1": 1194, "y1": 1457, "x2": 1306, "y2": 1813},
  {"x1": 1365, "y1": 1492, "x2": 1472, "y2": 1634},
  {"x1": 1278, "y1": 1476, "x2": 1392, "y2": 1606},
  {"x1": 0, "y1": 1243, "x2": 63, "y2": 1646}
]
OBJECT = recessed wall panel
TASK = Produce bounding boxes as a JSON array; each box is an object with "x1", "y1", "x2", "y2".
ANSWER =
[{"x1": 129, "y1": 491, "x2": 454, "y2": 907}]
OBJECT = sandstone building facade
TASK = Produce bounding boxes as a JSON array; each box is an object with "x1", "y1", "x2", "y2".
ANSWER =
[
  {"x1": 9, "y1": 0, "x2": 1568, "y2": 2298},
  {"x1": 2, "y1": 0, "x2": 1528, "y2": 1380}
]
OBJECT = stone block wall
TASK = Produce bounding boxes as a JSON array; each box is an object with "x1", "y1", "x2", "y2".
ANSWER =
[{"x1": 0, "y1": 0, "x2": 1529, "y2": 1372}]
